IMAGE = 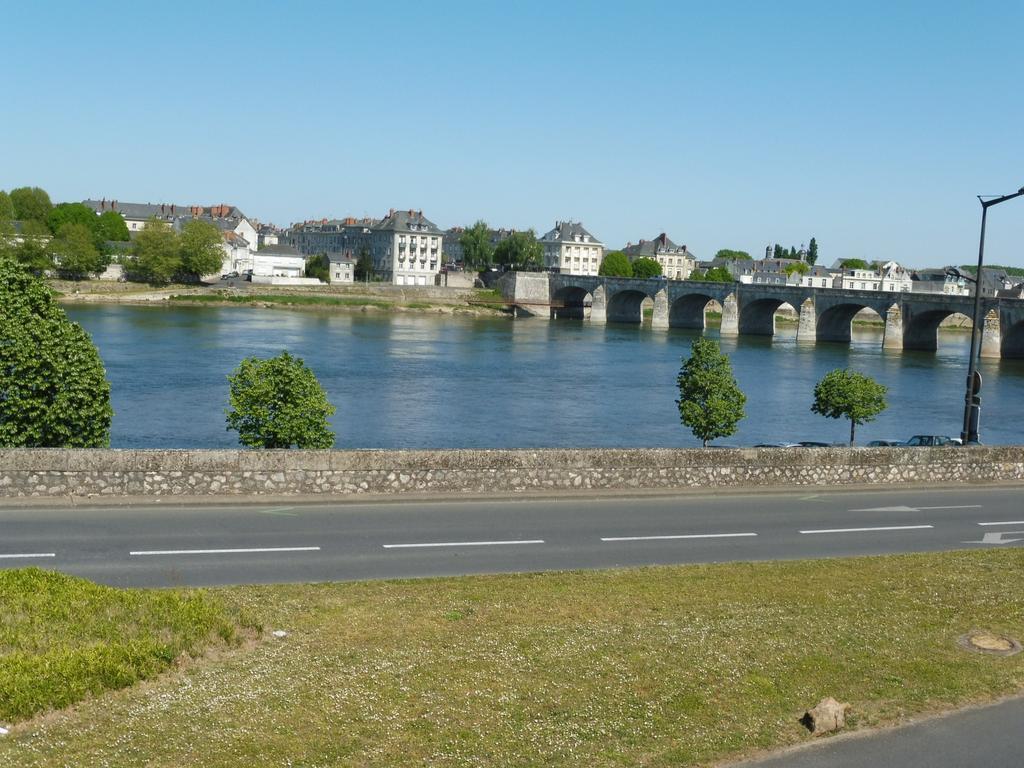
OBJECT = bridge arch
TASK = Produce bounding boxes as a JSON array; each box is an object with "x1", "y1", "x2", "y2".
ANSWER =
[
  {"x1": 606, "y1": 288, "x2": 650, "y2": 325},
  {"x1": 739, "y1": 298, "x2": 794, "y2": 336},
  {"x1": 551, "y1": 286, "x2": 591, "y2": 320},
  {"x1": 1002, "y1": 318, "x2": 1024, "y2": 359},
  {"x1": 669, "y1": 293, "x2": 720, "y2": 330},
  {"x1": 817, "y1": 302, "x2": 884, "y2": 343},
  {"x1": 903, "y1": 309, "x2": 970, "y2": 351}
]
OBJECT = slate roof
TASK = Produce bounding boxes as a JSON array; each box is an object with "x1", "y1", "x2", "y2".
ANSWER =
[
  {"x1": 82, "y1": 200, "x2": 247, "y2": 221},
  {"x1": 622, "y1": 233, "x2": 693, "y2": 258},
  {"x1": 260, "y1": 244, "x2": 302, "y2": 257},
  {"x1": 539, "y1": 220, "x2": 603, "y2": 245},
  {"x1": 375, "y1": 209, "x2": 442, "y2": 234}
]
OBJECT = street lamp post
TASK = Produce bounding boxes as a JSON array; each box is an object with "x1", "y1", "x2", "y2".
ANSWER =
[{"x1": 961, "y1": 186, "x2": 1024, "y2": 444}]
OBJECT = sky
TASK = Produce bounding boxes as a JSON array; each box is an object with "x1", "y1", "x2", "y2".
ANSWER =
[{"x1": 2, "y1": 0, "x2": 1023, "y2": 268}]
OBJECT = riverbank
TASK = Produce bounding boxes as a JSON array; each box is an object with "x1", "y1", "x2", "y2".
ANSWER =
[
  {"x1": 51, "y1": 280, "x2": 513, "y2": 318},
  {"x1": 2, "y1": 550, "x2": 1022, "y2": 766}
]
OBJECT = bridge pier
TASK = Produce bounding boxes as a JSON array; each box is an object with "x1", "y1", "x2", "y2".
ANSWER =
[
  {"x1": 720, "y1": 293, "x2": 739, "y2": 336},
  {"x1": 883, "y1": 304, "x2": 903, "y2": 350},
  {"x1": 796, "y1": 299, "x2": 816, "y2": 343},
  {"x1": 590, "y1": 285, "x2": 607, "y2": 324},
  {"x1": 652, "y1": 289, "x2": 669, "y2": 330},
  {"x1": 980, "y1": 309, "x2": 1001, "y2": 358}
]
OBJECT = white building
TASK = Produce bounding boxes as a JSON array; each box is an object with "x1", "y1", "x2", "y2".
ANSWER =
[
  {"x1": 370, "y1": 209, "x2": 443, "y2": 286},
  {"x1": 328, "y1": 253, "x2": 356, "y2": 283},
  {"x1": 621, "y1": 233, "x2": 695, "y2": 279},
  {"x1": 834, "y1": 261, "x2": 913, "y2": 292},
  {"x1": 251, "y1": 245, "x2": 306, "y2": 278},
  {"x1": 539, "y1": 221, "x2": 604, "y2": 276}
]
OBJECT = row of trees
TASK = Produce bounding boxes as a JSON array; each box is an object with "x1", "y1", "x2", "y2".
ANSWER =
[
  {"x1": 677, "y1": 338, "x2": 887, "y2": 446},
  {"x1": 768, "y1": 238, "x2": 819, "y2": 265},
  {"x1": 597, "y1": 251, "x2": 662, "y2": 278},
  {"x1": 458, "y1": 221, "x2": 544, "y2": 270},
  {"x1": 126, "y1": 219, "x2": 224, "y2": 284}
]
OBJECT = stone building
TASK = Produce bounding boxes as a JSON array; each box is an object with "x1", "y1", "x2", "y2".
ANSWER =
[
  {"x1": 539, "y1": 220, "x2": 604, "y2": 276},
  {"x1": 622, "y1": 233, "x2": 695, "y2": 279}
]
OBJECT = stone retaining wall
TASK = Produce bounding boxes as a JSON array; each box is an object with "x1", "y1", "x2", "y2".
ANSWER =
[{"x1": 1, "y1": 447, "x2": 1022, "y2": 500}]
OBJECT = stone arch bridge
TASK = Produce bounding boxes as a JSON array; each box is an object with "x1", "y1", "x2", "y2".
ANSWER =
[{"x1": 499, "y1": 272, "x2": 1024, "y2": 358}]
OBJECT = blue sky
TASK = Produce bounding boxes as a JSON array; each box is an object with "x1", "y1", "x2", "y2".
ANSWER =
[{"x1": 2, "y1": 0, "x2": 1022, "y2": 267}]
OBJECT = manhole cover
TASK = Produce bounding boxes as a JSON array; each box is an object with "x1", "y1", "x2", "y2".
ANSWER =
[{"x1": 958, "y1": 630, "x2": 1022, "y2": 656}]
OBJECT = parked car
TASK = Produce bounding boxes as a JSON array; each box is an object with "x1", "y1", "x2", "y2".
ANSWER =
[
  {"x1": 220, "y1": 271, "x2": 239, "y2": 280},
  {"x1": 754, "y1": 442, "x2": 802, "y2": 448},
  {"x1": 797, "y1": 441, "x2": 834, "y2": 448},
  {"x1": 867, "y1": 439, "x2": 904, "y2": 447},
  {"x1": 904, "y1": 435, "x2": 958, "y2": 447}
]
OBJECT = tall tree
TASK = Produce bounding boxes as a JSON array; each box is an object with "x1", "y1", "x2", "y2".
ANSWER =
[
  {"x1": 354, "y1": 247, "x2": 374, "y2": 281},
  {"x1": 703, "y1": 266, "x2": 734, "y2": 282},
  {"x1": 94, "y1": 210, "x2": 131, "y2": 243},
  {"x1": 631, "y1": 256, "x2": 662, "y2": 279},
  {"x1": 130, "y1": 219, "x2": 180, "y2": 284},
  {"x1": 226, "y1": 351, "x2": 336, "y2": 449},
  {"x1": 46, "y1": 203, "x2": 97, "y2": 239},
  {"x1": 811, "y1": 368, "x2": 887, "y2": 445},
  {"x1": 598, "y1": 251, "x2": 633, "y2": 277},
  {"x1": 493, "y1": 230, "x2": 542, "y2": 270},
  {"x1": 676, "y1": 337, "x2": 746, "y2": 447},
  {"x1": 459, "y1": 221, "x2": 494, "y2": 269},
  {"x1": 0, "y1": 191, "x2": 14, "y2": 227},
  {"x1": 714, "y1": 249, "x2": 751, "y2": 261},
  {"x1": 7, "y1": 220, "x2": 54, "y2": 274},
  {"x1": 839, "y1": 258, "x2": 869, "y2": 270},
  {"x1": 806, "y1": 237, "x2": 819, "y2": 266},
  {"x1": 178, "y1": 220, "x2": 224, "y2": 280},
  {"x1": 0, "y1": 255, "x2": 113, "y2": 447},
  {"x1": 9, "y1": 187, "x2": 53, "y2": 225},
  {"x1": 52, "y1": 222, "x2": 108, "y2": 279},
  {"x1": 773, "y1": 244, "x2": 785, "y2": 260}
]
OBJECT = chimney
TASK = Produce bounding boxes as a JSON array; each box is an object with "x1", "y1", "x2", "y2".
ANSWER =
[
  {"x1": 389, "y1": 208, "x2": 395, "y2": 217},
  {"x1": 101, "y1": 198, "x2": 106, "y2": 210},
  {"x1": 161, "y1": 204, "x2": 165, "y2": 214},
  {"x1": 171, "y1": 204, "x2": 175, "y2": 215},
  {"x1": 112, "y1": 200, "x2": 117, "y2": 210}
]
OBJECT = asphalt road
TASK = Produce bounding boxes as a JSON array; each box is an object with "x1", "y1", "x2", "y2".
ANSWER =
[
  {"x1": 1, "y1": 484, "x2": 1022, "y2": 587},
  {"x1": 735, "y1": 695, "x2": 1024, "y2": 768}
]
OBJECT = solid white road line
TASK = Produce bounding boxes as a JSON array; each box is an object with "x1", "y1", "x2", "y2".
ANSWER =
[
  {"x1": 601, "y1": 533, "x2": 758, "y2": 542},
  {"x1": 978, "y1": 521, "x2": 1024, "y2": 527},
  {"x1": 383, "y1": 540, "x2": 544, "y2": 549},
  {"x1": 129, "y1": 547, "x2": 320, "y2": 556},
  {"x1": 800, "y1": 525, "x2": 934, "y2": 535},
  {"x1": 0, "y1": 553, "x2": 55, "y2": 559}
]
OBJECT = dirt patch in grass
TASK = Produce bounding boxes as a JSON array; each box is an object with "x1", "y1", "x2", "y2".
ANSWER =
[{"x1": 2, "y1": 550, "x2": 1023, "y2": 766}]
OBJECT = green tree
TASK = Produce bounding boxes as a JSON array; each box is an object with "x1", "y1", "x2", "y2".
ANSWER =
[
  {"x1": 494, "y1": 230, "x2": 543, "y2": 270},
  {"x1": 4, "y1": 220, "x2": 54, "y2": 274},
  {"x1": 772, "y1": 244, "x2": 785, "y2": 260},
  {"x1": 0, "y1": 191, "x2": 14, "y2": 228},
  {"x1": 631, "y1": 256, "x2": 662, "y2": 279},
  {"x1": 784, "y1": 261, "x2": 810, "y2": 278},
  {"x1": 0, "y1": 255, "x2": 113, "y2": 447},
  {"x1": 459, "y1": 220, "x2": 494, "y2": 269},
  {"x1": 811, "y1": 368, "x2": 888, "y2": 445},
  {"x1": 226, "y1": 351, "x2": 336, "y2": 449},
  {"x1": 807, "y1": 237, "x2": 819, "y2": 266},
  {"x1": 305, "y1": 253, "x2": 330, "y2": 282},
  {"x1": 840, "y1": 258, "x2": 869, "y2": 270},
  {"x1": 354, "y1": 247, "x2": 374, "y2": 281},
  {"x1": 129, "y1": 219, "x2": 180, "y2": 284},
  {"x1": 598, "y1": 250, "x2": 633, "y2": 277},
  {"x1": 94, "y1": 210, "x2": 131, "y2": 244},
  {"x1": 9, "y1": 187, "x2": 53, "y2": 226},
  {"x1": 52, "y1": 222, "x2": 108, "y2": 279},
  {"x1": 703, "y1": 266, "x2": 734, "y2": 282},
  {"x1": 688, "y1": 268, "x2": 705, "y2": 280},
  {"x1": 46, "y1": 203, "x2": 97, "y2": 239},
  {"x1": 178, "y1": 220, "x2": 224, "y2": 280},
  {"x1": 714, "y1": 249, "x2": 752, "y2": 261},
  {"x1": 676, "y1": 337, "x2": 746, "y2": 447}
]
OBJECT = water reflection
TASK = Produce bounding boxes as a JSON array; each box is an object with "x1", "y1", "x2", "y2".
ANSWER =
[{"x1": 65, "y1": 305, "x2": 1023, "y2": 449}]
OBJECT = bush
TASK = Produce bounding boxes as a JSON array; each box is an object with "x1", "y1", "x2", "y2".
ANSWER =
[
  {"x1": 226, "y1": 351, "x2": 336, "y2": 448},
  {"x1": 0, "y1": 256, "x2": 113, "y2": 447}
]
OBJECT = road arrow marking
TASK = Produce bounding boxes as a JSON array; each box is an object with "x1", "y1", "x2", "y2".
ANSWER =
[
  {"x1": 963, "y1": 531, "x2": 1024, "y2": 546},
  {"x1": 258, "y1": 507, "x2": 298, "y2": 517},
  {"x1": 849, "y1": 505, "x2": 982, "y2": 513}
]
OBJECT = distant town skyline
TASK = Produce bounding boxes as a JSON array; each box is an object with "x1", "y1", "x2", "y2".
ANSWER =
[{"x1": 2, "y1": 1, "x2": 1022, "y2": 268}]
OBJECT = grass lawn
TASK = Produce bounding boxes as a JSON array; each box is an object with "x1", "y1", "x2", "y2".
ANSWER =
[
  {"x1": 0, "y1": 569, "x2": 254, "y2": 723},
  {"x1": 2, "y1": 550, "x2": 1023, "y2": 766}
]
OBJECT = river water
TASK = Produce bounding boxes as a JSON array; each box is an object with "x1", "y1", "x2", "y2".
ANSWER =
[{"x1": 65, "y1": 304, "x2": 1024, "y2": 448}]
